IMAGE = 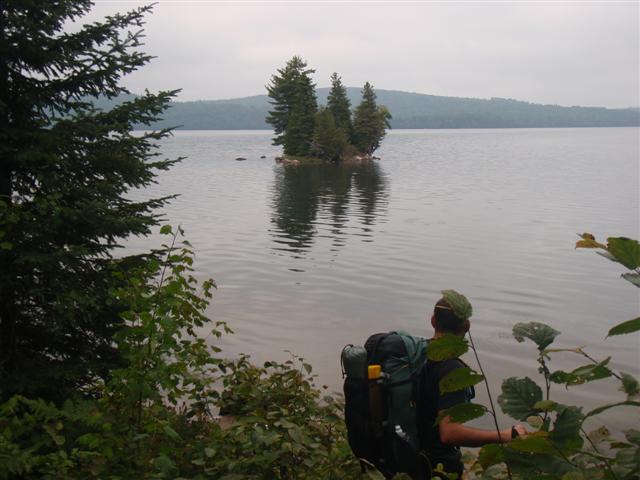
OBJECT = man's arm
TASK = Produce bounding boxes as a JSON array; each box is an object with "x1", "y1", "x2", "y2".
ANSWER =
[{"x1": 439, "y1": 415, "x2": 527, "y2": 447}]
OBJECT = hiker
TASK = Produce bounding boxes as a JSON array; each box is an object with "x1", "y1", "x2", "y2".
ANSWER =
[{"x1": 417, "y1": 291, "x2": 528, "y2": 479}]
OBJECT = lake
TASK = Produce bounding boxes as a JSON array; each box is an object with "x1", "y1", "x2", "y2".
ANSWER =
[{"x1": 127, "y1": 128, "x2": 639, "y2": 432}]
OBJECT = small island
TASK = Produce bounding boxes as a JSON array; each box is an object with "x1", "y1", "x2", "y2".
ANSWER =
[{"x1": 266, "y1": 56, "x2": 392, "y2": 163}]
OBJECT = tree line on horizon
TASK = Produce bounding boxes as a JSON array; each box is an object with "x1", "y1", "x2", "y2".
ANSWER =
[
  {"x1": 266, "y1": 56, "x2": 391, "y2": 161},
  {"x1": 90, "y1": 90, "x2": 640, "y2": 131}
]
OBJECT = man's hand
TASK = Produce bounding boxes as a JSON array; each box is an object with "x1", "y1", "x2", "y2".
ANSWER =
[{"x1": 497, "y1": 424, "x2": 528, "y2": 443}]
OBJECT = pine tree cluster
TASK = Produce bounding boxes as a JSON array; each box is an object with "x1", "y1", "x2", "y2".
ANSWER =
[{"x1": 266, "y1": 57, "x2": 391, "y2": 161}]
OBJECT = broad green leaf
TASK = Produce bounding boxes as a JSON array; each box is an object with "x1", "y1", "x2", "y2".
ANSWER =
[
  {"x1": 575, "y1": 233, "x2": 605, "y2": 249},
  {"x1": 622, "y1": 273, "x2": 640, "y2": 288},
  {"x1": 550, "y1": 358, "x2": 612, "y2": 386},
  {"x1": 549, "y1": 370, "x2": 574, "y2": 384},
  {"x1": 607, "y1": 237, "x2": 640, "y2": 269},
  {"x1": 160, "y1": 225, "x2": 172, "y2": 235},
  {"x1": 620, "y1": 372, "x2": 639, "y2": 399},
  {"x1": 439, "y1": 367, "x2": 484, "y2": 394},
  {"x1": 477, "y1": 444, "x2": 504, "y2": 469},
  {"x1": 434, "y1": 402, "x2": 486, "y2": 425},
  {"x1": 569, "y1": 357, "x2": 611, "y2": 380},
  {"x1": 441, "y1": 289, "x2": 473, "y2": 320},
  {"x1": 509, "y1": 435, "x2": 555, "y2": 454},
  {"x1": 512, "y1": 322, "x2": 560, "y2": 351},
  {"x1": 427, "y1": 334, "x2": 469, "y2": 361},
  {"x1": 533, "y1": 400, "x2": 557, "y2": 411},
  {"x1": 550, "y1": 406, "x2": 584, "y2": 452},
  {"x1": 498, "y1": 377, "x2": 543, "y2": 421},
  {"x1": 527, "y1": 416, "x2": 543, "y2": 428},
  {"x1": 607, "y1": 317, "x2": 640, "y2": 337},
  {"x1": 585, "y1": 400, "x2": 640, "y2": 419}
]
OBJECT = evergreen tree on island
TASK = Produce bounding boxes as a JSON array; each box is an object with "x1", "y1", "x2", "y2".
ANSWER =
[
  {"x1": 267, "y1": 58, "x2": 390, "y2": 161},
  {"x1": 352, "y1": 82, "x2": 392, "y2": 155},
  {"x1": 310, "y1": 108, "x2": 348, "y2": 162},
  {"x1": 283, "y1": 70, "x2": 317, "y2": 156},
  {"x1": 326, "y1": 72, "x2": 352, "y2": 140},
  {"x1": 266, "y1": 56, "x2": 317, "y2": 156},
  {"x1": 0, "y1": 1, "x2": 178, "y2": 402}
]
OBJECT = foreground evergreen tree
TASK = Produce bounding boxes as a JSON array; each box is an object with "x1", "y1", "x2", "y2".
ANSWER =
[
  {"x1": 327, "y1": 72, "x2": 352, "y2": 139},
  {"x1": 0, "y1": 0, "x2": 178, "y2": 402},
  {"x1": 310, "y1": 108, "x2": 348, "y2": 161},
  {"x1": 352, "y1": 82, "x2": 392, "y2": 154},
  {"x1": 266, "y1": 56, "x2": 317, "y2": 155}
]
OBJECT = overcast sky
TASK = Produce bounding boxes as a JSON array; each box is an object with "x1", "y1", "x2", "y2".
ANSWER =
[{"x1": 84, "y1": 1, "x2": 639, "y2": 108}]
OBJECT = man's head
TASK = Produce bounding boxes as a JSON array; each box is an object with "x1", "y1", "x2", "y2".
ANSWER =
[{"x1": 430, "y1": 290, "x2": 473, "y2": 336}]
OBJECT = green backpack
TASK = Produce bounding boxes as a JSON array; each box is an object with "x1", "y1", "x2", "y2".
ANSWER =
[{"x1": 341, "y1": 331, "x2": 429, "y2": 479}]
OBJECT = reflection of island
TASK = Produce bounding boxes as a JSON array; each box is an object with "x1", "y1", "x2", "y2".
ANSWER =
[{"x1": 270, "y1": 161, "x2": 388, "y2": 254}]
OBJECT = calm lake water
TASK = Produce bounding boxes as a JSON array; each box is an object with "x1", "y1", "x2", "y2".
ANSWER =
[{"x1": 127, "y1": 128, "x2": 639, "y2": 432}]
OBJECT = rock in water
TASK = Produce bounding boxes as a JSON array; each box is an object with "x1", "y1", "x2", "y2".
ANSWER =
[{"x1": 235, "y1": 157, "x2": 247, "y2": 161}]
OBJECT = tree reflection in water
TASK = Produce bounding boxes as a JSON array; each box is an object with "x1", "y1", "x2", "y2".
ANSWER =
[{"x1": 270, "y1": 161, "x2": 388, "y2": 256}]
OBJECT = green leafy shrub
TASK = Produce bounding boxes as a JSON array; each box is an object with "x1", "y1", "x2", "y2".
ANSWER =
[
  {"x1": 0, "y1": 227, "x2": 363, "y2": 479},
  {"x1": 438, "y1": 234, "x2": 640, "y2": 480},
  {"x1": 190, "y1": 355, "x2": 362, "y2": 479}
]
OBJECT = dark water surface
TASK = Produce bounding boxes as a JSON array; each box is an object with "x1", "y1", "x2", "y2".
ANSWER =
[{"x1": 127, "y1": 128, "x2": 639, "y2": 432}]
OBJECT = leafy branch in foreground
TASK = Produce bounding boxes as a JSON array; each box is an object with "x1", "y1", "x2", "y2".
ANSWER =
[
  {"x1": 576, "y1": 233, "x2": 640, "y2": 337},
  {"x1": 470, "y1": 234, "x2": 640, "y2": 480}
]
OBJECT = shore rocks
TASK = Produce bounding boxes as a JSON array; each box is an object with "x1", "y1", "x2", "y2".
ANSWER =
[{"x1": 274, "y1": 153, "x2": 379, "y2": 166}]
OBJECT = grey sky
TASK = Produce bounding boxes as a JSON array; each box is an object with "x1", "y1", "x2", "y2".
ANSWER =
[{"x1": 86, "y1": 1, "x2": 639, "y2": 108}]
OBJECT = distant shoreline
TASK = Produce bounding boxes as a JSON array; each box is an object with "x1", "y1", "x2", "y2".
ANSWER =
[{"x1": 93, "y1": 87, "x2": 639, "y2": 131}]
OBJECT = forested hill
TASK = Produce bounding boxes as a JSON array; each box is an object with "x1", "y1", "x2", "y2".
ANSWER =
[{"x1": 100, "y1": 88, "x2": 639, "y2": 130}]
